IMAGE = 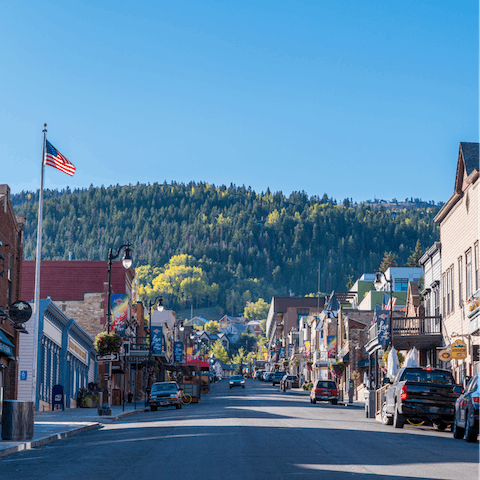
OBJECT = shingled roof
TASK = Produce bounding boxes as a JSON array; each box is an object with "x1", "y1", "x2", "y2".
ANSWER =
[{"x1": 460, "y1": 142, "x2": 479, "y2": 176}]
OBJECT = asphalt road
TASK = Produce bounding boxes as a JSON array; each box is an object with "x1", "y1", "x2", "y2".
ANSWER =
[{"x1": 1, "y1": 379, "x2": 478, "y2": 480}]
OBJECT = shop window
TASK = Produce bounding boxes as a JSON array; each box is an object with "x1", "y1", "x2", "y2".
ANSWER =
[{"x1": 466, "y1": 249, "x2": 472, "y2": 300}]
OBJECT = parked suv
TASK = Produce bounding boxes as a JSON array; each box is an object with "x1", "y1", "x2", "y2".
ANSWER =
[
  {"x1": 453, "y1": 373, "x2": 479, "y2": 442},
  {"x1": 149, "y1": 382, "x2": 182, "y2": 411},
  {"x1": 310, "y1": 380, "x2": 338, "y2": 405}
]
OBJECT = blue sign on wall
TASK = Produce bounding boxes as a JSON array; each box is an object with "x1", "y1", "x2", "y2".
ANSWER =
[
  {"x1": 174, "y1": 342, "x2": 183, "y2": 363},
  {"x1": 151, "y1": 326, "x2": 163, "y2": 355},
  {"x1": 19, "y1": 370, "x2": 27, "y2": 381},
  {"x1": 376, "y1": 309, "x2": 390, "y2": 347},
  {"x1": 279, "y1": 346, "x2": 286, "y2": 359}
]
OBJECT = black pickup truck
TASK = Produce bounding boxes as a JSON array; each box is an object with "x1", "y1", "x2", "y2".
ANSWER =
[{"x1": 381, "y1": 366, "x2": 462, "y2": 429}]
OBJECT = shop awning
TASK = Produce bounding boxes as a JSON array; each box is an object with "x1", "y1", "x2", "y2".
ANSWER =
[
  {"x1": 182, "y1": 359, "x2": 210, "y2": 369},
  {"x1": 0, "y1": 330, "x2": 14, "y2": 357}
]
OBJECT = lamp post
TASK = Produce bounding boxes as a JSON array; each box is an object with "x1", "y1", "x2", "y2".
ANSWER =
[
  {"x1": 99, "y1": 243, "x2": 133, "y2": 416},
  {"x1": 374, "y1": 270, "x2": 393, "y2": 349},
  {"x1": 145, "y1": 296, "x2": 163, "y2": 398}
]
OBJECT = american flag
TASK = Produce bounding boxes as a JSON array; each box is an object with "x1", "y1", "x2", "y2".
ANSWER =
[{"x1": 44, "y1": 140, "x2": 75, "y2": 176}]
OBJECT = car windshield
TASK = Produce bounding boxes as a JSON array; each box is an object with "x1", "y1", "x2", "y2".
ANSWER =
[
  {"x1": 400, "y1": 369, "x2": 454, "y2": 384},
  {"x1": 151, "y1": 383, "x2": 177, "y2": 392},
  {"x1": 316, "y1": 381, "x2": 336, "y2": 389},
  {"x1": 231, "y1": 375, "x2": 243, "y2": 380}
]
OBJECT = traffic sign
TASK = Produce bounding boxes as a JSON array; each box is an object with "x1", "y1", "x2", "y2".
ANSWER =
[{"x1": 96, "y1": 353, "x2": 119, "y2": 362}]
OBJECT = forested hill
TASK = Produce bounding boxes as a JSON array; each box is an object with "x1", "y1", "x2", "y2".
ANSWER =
[{"x1": 12, "y1": 183, "x2": 440, "y2": 314}]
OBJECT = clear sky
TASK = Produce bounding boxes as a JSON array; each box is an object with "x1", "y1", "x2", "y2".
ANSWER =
[{"x1": 1, "y1": 1, "x2": 478, "y2": 203}]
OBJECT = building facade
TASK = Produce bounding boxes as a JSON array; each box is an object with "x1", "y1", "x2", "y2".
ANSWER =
[
  {"x1": 0, "y1": 184, "x2": 25, "y2": 405},
  {"x1": 434, "y1": 142, "x2": 479, "y2": 381},
  {"x1": 17, "y1": 298, "x2": 96, "y2": 410}
]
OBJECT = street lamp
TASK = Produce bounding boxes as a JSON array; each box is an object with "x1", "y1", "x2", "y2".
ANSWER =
[
  {"x1": 374, "y1": 270, "x2": 393, "y2": 348},
  {"x1": 99, "y1": 242, "x2": 133, "y2": 416},
  {"x1": 145, "y1": 296, "x2": 164, "y2": 392}
]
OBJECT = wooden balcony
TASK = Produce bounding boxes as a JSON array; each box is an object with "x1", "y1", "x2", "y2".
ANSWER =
[{"x1": 366, "y1": 316, "x2": 443, "y2": 352}]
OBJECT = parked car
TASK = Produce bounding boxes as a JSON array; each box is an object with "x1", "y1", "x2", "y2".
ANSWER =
[
  {"x1": 263, "y1": 372, "x2": 274, "y2": 382},
  {"x1": 254, "y1": 370, "x2": 265, "y2": 380},
  {"x1": 381, "y1": 366, "x2": 462, "y2": 429},
  {"x1": 149, "y1": 382, "x2": 182, "y2": 411},
  {"x1": 229, "y1": 374, "x2": 245, "y2": 389},
  {"x1": 310, "y1": 380, "x2": 338, "y2": 405},
  {"x1": 280, "y1": 374, "x2": 299, "y2": 389},
  {"x1": 453, "y1": 374, "x2": 479, "y2": 442},
  {"x1": 272, "y1": 371, "x2": 287, "y2": 385}
]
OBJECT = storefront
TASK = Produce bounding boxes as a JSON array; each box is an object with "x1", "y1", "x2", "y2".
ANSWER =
[{"x1": 18, "y1": 299, "x2": 96, "y2": 410}]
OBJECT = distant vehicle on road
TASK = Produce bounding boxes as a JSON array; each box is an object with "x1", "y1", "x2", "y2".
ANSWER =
[
  {"x1": 280, "y1": 374, "x2": 299, "y2": 389},
  {"x1": 229, "y1": 374, "x2": 245, "y2": 389},
  {"x1": 310, "y1": 380, "x2": 338, "y2": 405},
  {"x1": 263, "y1": 372, "x2": 274, "y2": 382},
  {"x1": 271, "y1": 371, "x2": 287, "y2": 385},
  {"x1": 149, "y1": 382, "x2": 182, "y2": 411},
  {"x1": 381, "y1": 366, "x2": 462, "y2": 429},
  {"x1": 453, "y1": 373, "x2": 479, "y2": 442}
]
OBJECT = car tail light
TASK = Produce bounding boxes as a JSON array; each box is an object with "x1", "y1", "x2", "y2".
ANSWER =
[
  {"x1": 314, "y1": 389, "x2": 321, "y2": 394},
  {"x1": 401, "y1": 385, "x2": 408, "y2": 400},
  {"x1": 473, "y1": 396, "x2": 479, "y2": 405}
]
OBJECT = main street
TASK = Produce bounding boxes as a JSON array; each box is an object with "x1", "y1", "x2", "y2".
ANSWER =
[{"x1": 1, "y1": 379, "x2": 477, "y2": 480}]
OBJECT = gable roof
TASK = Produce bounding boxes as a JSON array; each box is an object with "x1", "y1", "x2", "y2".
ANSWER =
[{"x1": 435, "y1": 142, "x2": 479, "y2": 223}]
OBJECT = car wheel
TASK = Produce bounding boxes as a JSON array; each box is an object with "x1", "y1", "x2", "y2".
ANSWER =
[
  {"x1": 176, "y1": 403, "x2": 181, "y2": 409},
  {"x1": 453, "y1": 414, "x2": 465, "y2": 439},
  {"x1": 151, "y1": 406, "x2": 157, "y2": 412},
  {"x1": 381, "y1": 403, "x2": 393, "y2": 425},
  {"x1": 393, "y1": 406, "x2": 404, "y2": 429},
  {"x1": 433, "y1": 420, "x2": 448, "y2": 431},
  {"x1": 229, "y1": 386, "x2": 232, "y2": 389},
  {"x1": 242, "y1": 386, "x2": 245, "y2": 389},
  {"x1": 331, "y1": 399, "x2": 338, "y2": 405},
  {"x1": 465, "y1": 411, "x2": 478, "y2": 443}
]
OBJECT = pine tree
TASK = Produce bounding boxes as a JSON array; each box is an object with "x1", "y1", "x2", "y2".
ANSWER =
[
  {"x1": 380, "y1": 252, "x2": 398, "y2": 272},
  {"x1": 406, "y1": 240, "x2": 423, "y2": 267}
]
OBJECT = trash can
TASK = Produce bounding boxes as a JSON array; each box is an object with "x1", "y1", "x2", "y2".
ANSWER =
[{"x1": 1, "y1": 400, "x2": 34, "y2": 441}]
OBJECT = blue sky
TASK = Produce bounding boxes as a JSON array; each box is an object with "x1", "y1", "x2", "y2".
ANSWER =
[{"x1": 1, "y1": 1, "x2": 478, "y2": 203}]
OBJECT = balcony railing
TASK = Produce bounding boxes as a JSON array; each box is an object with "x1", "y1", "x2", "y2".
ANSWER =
[{"x1": 392, "y1": 316, "x2": 441, "y2": 336}]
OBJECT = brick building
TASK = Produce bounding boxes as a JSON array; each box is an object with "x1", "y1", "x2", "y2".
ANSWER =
[
  {"x1": 21, "y1": 260, "x2": 135, "y2": 339},
  {"x1": 0, "y1": 184, "x2": 25, "y2": 402}
]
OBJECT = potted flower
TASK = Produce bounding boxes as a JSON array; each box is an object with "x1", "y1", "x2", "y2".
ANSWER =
[
  {"x1": 283, "y1": 360, "x2": 289, "y2": 367},
  {"x1": 94, "y1": 331, "x2": 123, "y2": 356},
  {"x1": 330, "y1": 362, "x2": 345, "y2": 378}
]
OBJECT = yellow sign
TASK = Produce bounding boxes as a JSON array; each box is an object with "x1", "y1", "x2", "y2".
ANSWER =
[
  {"x1": 451, "y1": 339, "x2": 467, "y2": 359},
  {"x1": 438, "y1": 349, "x2": 452, "y2": 362}
]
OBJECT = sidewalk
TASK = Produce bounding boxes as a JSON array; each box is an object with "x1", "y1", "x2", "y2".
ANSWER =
[
  {"x1": 283, "y1": 387, "x2": 366, "y2": 409},
  {"x1": 0, "y1": 404, "x2": 148, "y2": 458}
]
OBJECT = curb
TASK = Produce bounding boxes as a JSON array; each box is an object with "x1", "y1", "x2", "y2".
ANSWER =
[
  {"x1": 0, "y1": 407, "x2": 148, "y2": 458},
  {"x1": 0, "y1": 422, "x2": 100, "y2": 458}
]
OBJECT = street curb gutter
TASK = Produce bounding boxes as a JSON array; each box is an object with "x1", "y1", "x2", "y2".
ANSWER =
[
  {"x1": 0, "y1": 407, "x2": 149, "y2": 458},
  {"x1": 0, "y1": 423, "x2": 100, "y2": 458}
]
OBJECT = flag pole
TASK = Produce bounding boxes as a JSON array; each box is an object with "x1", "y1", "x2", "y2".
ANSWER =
[{"x1": 31, "y1": 123, "x2": 47, "y2": 404}]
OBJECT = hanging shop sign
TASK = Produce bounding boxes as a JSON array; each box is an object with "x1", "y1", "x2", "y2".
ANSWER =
[{"x1": 450, "y1": 339, "x2": 467, "y2": 360}]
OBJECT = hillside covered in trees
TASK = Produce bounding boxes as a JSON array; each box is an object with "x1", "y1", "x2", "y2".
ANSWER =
[{"x1": 12, "y1": 183, "x2": 440, "y2": 314}]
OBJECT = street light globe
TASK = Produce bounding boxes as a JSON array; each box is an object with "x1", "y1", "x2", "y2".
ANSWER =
[{"x1": 122, "y1": 246, "x2": 133, "y2": 269}]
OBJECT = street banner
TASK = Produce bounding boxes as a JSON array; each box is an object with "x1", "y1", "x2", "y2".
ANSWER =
[
  {"x1": 187, "y1": 347, "x2": 192, "y2": 362},
  {"x1": 327, "y1": 336, "x2": 336, "y2": 358},
  {"x1": 151, "y1": 326, "x2": 163, "y2": 355},
  {"x1": 174, "y1": 342, "x2": 183, "y2": 363},
  {"x1": 304, "y1": 341, "x2": 311, "y2": 358},
  {"x1": 111, "y1": 293, "x2": 129, "y2": 335},
  {"x1": 288, "y1": 343, "x2": 294, "y2": 358},
  {"x1": 375, "y1": 309, "x2": 390, "y2": 347},
  {"x1": 280, "y1": 346, "x2": 286, "y2": 359}
]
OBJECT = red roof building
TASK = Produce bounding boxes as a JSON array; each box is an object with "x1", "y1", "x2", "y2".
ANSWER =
[{"x1": 21, "y1": 260, "x2": 134, "y2": 338}]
